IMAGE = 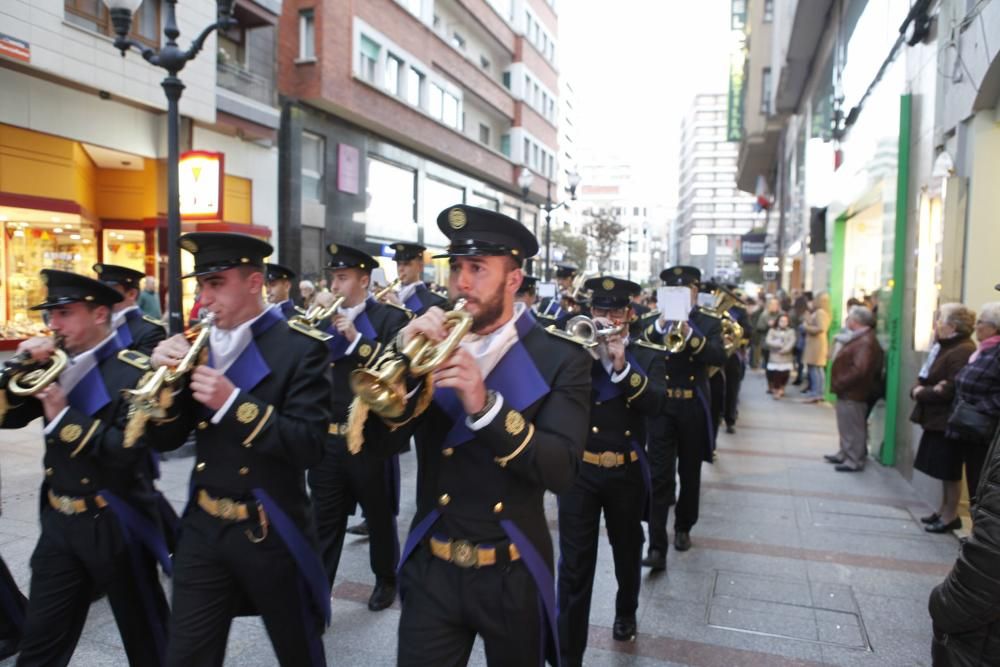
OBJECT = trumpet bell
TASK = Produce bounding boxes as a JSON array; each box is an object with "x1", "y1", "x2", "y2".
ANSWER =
[
  {"x1": 349, "y1": 362, "x2": 409, "y2": 419},
  {"x1": 7, "y1": 349, "x2": 69, "y2": 396}
]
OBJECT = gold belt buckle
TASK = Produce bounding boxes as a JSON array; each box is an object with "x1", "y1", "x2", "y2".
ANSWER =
[
  {"x1": 599, "y1": 451, "x2": 618, "y2": 468},
  {"x1": 451, "y1": 540, "x2": 477, "y2": 568},
  {"x1": 216, "y1": 497, "x2": 238, "y2": 520},
  {"x1": 57, "y1": 495, "x2": 75, "y2": 515}
]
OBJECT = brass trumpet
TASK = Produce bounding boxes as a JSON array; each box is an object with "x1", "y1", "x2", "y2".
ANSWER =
[
  {"x1": 548, "y1": 315, "x2": 625, "y2": 359},
  {"x1": 289, "y1": 294, "x2": 346, "y2": 330},
  {"x1": 710, "y1": 286, "x2": 745, "y2": 356},
  {"x1": 373, "y1": 278, "x2": 401, "y2": 302},
  {"x1": 122, "y1": 313, "x2": 215, "y2": 445},
  {"x1": 349, "y1": 299, "x2": 472, "y2": 418},
  {"x1": 665, "y1": 321, "x2": 689, "y2": 353},
  {"x1": 0, "y1": 346, "x2": 69, "y2": 396}
]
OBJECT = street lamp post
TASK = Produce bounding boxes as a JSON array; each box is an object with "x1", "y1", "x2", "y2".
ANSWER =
[
  {"x1": 518, "y1": 168, "x2": 582, "y2": 281},
  {"x1": 103, "y1": 0, "x2": 237, "y2": 334}
]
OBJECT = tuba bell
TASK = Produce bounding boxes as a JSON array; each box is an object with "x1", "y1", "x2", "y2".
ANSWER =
[
  {"x1": 349, "y1": 299, "x2": 473, "y2": 419},
  {"x1": 710, "y1": 286, "x2": 745, "y2": 356}
]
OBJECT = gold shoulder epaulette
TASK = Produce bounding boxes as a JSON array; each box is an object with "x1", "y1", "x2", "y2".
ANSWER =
[
  {"x1": 385, "y1": 302, "x2": 414, "y2": 319},
  {"x1": 639, "y1": 309, "x2": 660, "y2": 322},
  {"x1": 142, "y1": 315, "x2": 166, "y2": 327},
  {"x1": 697, "y1": 306, "x2": 721, "y2": 319},
  {"x1": 288, "y1": 320, "x2": 334, "y2": 342},
  {"x1": 635, "y1": 339, "x2": 667, "y2": 352},
  {"x1": 117, "y1": 349, "x2": 152, "y2": 371}
]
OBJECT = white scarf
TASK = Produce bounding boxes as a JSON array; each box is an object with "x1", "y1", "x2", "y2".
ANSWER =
[
  {"x1": 337, "y1": 299, "x2": 368, "y2": 323},
  {"x1": 397, "y1": 281, "x2": 420, "y2": 305},
  {"x1": 209, "y1": 304, "x2": 275, "y2": 373},
  {"x1": 111, "y1": 305, "x2": 139, "y2": 331},
  {"x1": 459, "y1": 302, "x2": 527, "y2": 378},
  {"x1": 59, "y1": 330, "x2": 119, "y2": 395}
]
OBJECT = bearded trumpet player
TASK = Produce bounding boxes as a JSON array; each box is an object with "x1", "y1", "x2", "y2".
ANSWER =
[
  {"x1": 641, "y1": 266, "x2": 725, "y2": 567},
  {"x1": 307, "y1": 243, "x2": 411, "y2": 612},
  {"x1": 556, "y1": 277, "x2": 666, "y2": 665},
  {"x1": 143, "y1": 233, "x2": 332, "y2": 667},
  {"x1": 352, "y1": 205, "x2": 590, "y2": 666},
  {"x1": 0, "y1": 269, "x2": 170, "y2": 667}
]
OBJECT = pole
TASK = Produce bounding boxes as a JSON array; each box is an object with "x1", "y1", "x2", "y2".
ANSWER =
[
  {"x1": 163, "y1": 77, "x2": 185, "y2": 335},
  {"x1": 775, "y1": 132, "x2": 786, "y2": 293},
  {"x1": 627, "y1": 223, "x2": 632, "y2": 281},
  {"x1": 544, "y1": 180, "x2": 552, "y2": 282}
]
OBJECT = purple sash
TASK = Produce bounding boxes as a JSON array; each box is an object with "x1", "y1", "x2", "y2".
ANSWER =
[
  {"x1": 404, "y1": 286, "x2": 424, "y2": 313},
  {"x1": 66, "y1": 335, "x2": 122, "y2": 416},
  {"x1": 279, "y1": 300, "x2": 297, "y2": 319},
  {"x1": 500, "y1": 519, "x2": 559, "y2": 662},
  {"x1": 590, "y1": 352, "x2": 642, "y2": 403},
  {"x1": 687, "y1": 319, "x2": 717, "y2": 461},
  {"x1": 209, "y1": 307, "x2": 285, "y2": 392},
  {"x1": 432, "y1": 311, "x2": 548, "y2": 450}
]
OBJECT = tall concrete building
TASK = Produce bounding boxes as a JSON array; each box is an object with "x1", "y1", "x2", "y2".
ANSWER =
[
  {"x1": 277, "y1": 0, "x2": 560, "y2": 282},
  {"x1": 674, "y1": 93, "x2": 761, "y2": 282}
]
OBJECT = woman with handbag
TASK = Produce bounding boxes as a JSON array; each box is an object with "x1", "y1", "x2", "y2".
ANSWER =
[
  {"x1": 911, "y1": 304, "x2": 978, "y2": 533},
  {"x1": 943, "y1": 303, "x2": 1000, "y2": 502}
]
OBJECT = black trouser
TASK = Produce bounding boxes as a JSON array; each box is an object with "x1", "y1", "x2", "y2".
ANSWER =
[
  {"x1": 166, "y1": 507, "x2": 326, "y2": 667},
  {"x1": 17, "y1": 506, "x2": 168, "y2": 667},
  {"x1": 0, "y1": 553, "x2": 26, "y2": 654},
  {"x1": 398, "y1": 546, "x2": 544, "y2": 666},
  {"x1": 647, "y1": 398, "x2": 711, "y2": 553},
  {"x1": 723, "y1": 353, "x2": 744, "y2": 427},
  {"x1": 557, "y1": 459, "x2": 645, "y2": 667},
  {"x1": 709, "y1": 372, "x2": 725, "y2": 436},
  {"x1": 308, "y1": 435, "x2": 398, "y2": 590}
]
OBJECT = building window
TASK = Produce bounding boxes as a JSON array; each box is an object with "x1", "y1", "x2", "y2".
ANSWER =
[
  {"x1": 452, "y1": 32, "x2": 466, "y2": 50},
  {"x1": 407, "y1": 67, "x2": 424, "y2": 106},
  {"x1": 480, "y1": 55, "x2": 491, "y2": 71},
  {"x1": 500, "y1": 134, "x2": 511, "y2": 157},
  {"x1": 298, "y1": 9, "x2": 315, "y2": 60},
  {"x1": 360, "y1": 35, "x2": 380, "y2": 82},
  {"x1": 366, "y1": 157, "x2": 418, "y2": 242},
  {"x1": 429, "y1": 84, "x2": 444, "y2": 119},
  {"x1": 442, "y1": 93, "x2": 459, "y2": 128},
  {"x1": 65, "y1": 0, "x2": 159, "y2": 47},
  {"x1": 761, "y1": 67, "x2": 772, "y2": 114},
  {"x1": 386, "y1": 54, "x2": 403, "y2": 96},
  {"x1": 479, "y1": 124, "x2": 490, "y2": 146},
  {"x1": 301, "y1": 131, "x2": 325, "y2": 203},
  {"x1": 523, "y1": 138, "x2": 530, "y2": 164},
  {"x1": 763, "y1": 0, "x2": 774, "y2": 22},
  {"x1": 502, "y1": 71, "x2": 511, "y2": 89}
]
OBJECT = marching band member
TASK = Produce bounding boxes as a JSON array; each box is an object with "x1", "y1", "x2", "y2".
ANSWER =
[
  {"x1": 360, "y1": 205, "x2": 591, "y2": 665},
  {"x1": 556, "y1": 276, "x2": 666, "y2": 665},
  {"x1": 94, "y1": 263, "x2": 166, "y2": 355},
  {"x1": 515, "y1": 274, "x2": 539, "y2": 310},
  {"x1": 722, "y1": 285, "x2": 752, "y2": 434},
  {"x1": 391, "y1": 243, "x2": 447, "y2": 315},
  {"x1": 310, "y1": 244, "x2": 411, "y2": 611},
  {"x1": 145, "y1": 233, "x2": 332, "y2": 666},
  {"x1": 2, "y1": 270, "x2": 170, "y2": 666},
  {"x1": 537, "y1": 263, "x2": 577, "y2": 320},
  {"x1": 642, "y1": 266, "x2": 725, "y2": 567},
  {"x1": 265, "y1": 262, "x2": 298, "y2": 319}
]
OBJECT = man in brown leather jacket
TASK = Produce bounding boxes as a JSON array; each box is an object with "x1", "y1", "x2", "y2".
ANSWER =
[{"x1": 824, "y1": 306, "x2": 884, "y2": 471}]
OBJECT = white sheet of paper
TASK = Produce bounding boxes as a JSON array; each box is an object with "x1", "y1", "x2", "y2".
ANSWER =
[
  {"x1": 697, "y1": 292, "x2": 715, "y2": 308},
  {"x1": 658, "y1": 287, "x2": 691, "y2": 322},
  {"x1": 538, "y1": 282, "x2": 557, "y2": 298}
]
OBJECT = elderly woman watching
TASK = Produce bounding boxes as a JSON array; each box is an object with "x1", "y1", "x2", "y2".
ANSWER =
[
  {"x1": 298, "y1": 279, "x2": 316, "y2": 310},
  {"x1": 911, "y1": 304, "x2": 978, "y2": 533}
]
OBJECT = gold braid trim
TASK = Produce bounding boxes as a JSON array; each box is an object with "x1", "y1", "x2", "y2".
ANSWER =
[{"x1": 346, "y1": 396, "x2": 369, "y2": 455}]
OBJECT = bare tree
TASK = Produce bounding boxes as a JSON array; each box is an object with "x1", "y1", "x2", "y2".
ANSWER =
[
  {"x1": 583, "y1": 209, "x2": 626, "y2": 272},
  {"x1": 551, "y1": 227, "x2": 588, "y2": 272}
]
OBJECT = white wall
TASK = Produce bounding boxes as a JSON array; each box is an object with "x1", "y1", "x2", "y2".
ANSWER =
[{"x1": 0, "y1": 0, "x2": 217, "y2": 124}]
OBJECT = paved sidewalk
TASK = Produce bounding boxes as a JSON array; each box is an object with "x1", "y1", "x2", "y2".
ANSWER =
[{"x1": 0, "y1": 371, "x2": 953, "y2": 665}]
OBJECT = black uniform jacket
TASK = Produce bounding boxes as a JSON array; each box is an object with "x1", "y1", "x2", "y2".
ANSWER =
[
  {"x1": 729, "y1": 305, "x2": 752, "y2": 348},
  {"x1": 320, "y1": 298, "x2": 411, "y2": 423},
  {"x1": 0, "y1": 336, "x2": 163, "y2": 536},
  {"x1": 365, "y1": 310, "x2": 591, "y2": 566},
  {"x1": 145, "y1": 308, "x2": 331, "y2": 529},
  {"x1": 116, "y1": 307, "x2": 167, "y2": 356},
  {"x1": 587, "y1": 340, "x2": 667, "y2": 457},
  {"x1": 643, "y1": 306, "x2": 727, "y2": 461},
  {"x1": 401, "y1": 283, "x2": 447, "y2": 316}
]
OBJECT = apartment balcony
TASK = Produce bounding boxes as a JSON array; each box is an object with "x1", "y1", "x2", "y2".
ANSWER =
[{"x1": 217, "y1": 60, "x2": 276, "y2": 108}]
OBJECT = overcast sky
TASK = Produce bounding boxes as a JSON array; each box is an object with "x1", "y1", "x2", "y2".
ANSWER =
[{"x1": 559, "y1": 0, "x2": 735, "y2": 210}]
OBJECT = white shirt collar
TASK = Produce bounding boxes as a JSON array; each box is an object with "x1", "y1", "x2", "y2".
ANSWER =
[
  {"x1": 111, "y1": 305, "x2": 140, "y2": 330},
  {"x1": 459, "y1": 302, "x2": 527, "y2": 379},
  {"x1": 59, "y1": 330, "x2": 119, "y2": 395},
  {"x1": 338, "y1": 298, "x2": 368, "y2": 323},
  {"x1": 397, "y1": 281, "x2": 420, "y2": 304},
  {"x1": 209, "y1": 304, "x2": 275, "y2": 373}
]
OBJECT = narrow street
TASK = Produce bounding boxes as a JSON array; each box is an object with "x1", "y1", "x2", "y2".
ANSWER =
[{"x1": 0, "y1": 370, "x2": 953, "y2": 666}]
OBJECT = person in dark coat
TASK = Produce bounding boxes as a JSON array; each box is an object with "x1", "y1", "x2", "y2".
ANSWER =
[
  {"x1": 94, "y1": 263, "x2": 166, "y2": 356},
  {"x1": 144, "y1": 233, "x2": 332, "y2": 666},
  {"x1": 556, "y1": 276, "x2": 665, "y2": 664},
  {"x1": 911, "y1": 303, "x2": 977, "y2": 533},
  {"x1": 390, "y1": 243, "x2": 447, "y2": 315},
  {"x1": 356, "y1": 205, "x2": 591, "y2": 666},
  {"x1": 2, "y1": 270, "x2": 170, "y2": 666},
  {"x1": 265, "y1": 262, "x2": 298, "y2": 319}
]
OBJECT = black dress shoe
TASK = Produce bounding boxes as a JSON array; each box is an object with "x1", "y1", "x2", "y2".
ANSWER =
[
  {"x1": 920, "y1": 512, "x2": 941, "y2": 525},
  {"x1": 641, "y1": 549, "x2": 666, "y2": 571},
  {"x1": 834, "y1": 464, "x2": 862, "y2": 472},
  {"x1": 0, "y1": 638, "x2": 20, "y2": 661},
  {"x1": 925, "y1": 517, "x2": 962, "y2": 534},
  {"x1": 725, "y1": 424, "x2": 735, "y2": 434},
  {"x1": 368, "y1": 579, "x2": 396, "y2": 611},
  {"x1": 347, "y1": 520, "x2": 369, "y2": 536},
  {"x1": 612, "y1": 616, "x2": 637, "y2": 642},
  {"x1": 674, "y1": 531, "x2": 692, "y2": 552},
  {"x1": 823, "y1": 454, "x2": 844, "y2": 464}
]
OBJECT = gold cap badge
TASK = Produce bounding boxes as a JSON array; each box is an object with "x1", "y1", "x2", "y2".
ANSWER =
[
  {"x1": 328, "y1": 243, "x2": 339, "y2": 254},
  {"x1": 602, "y1": 279, "x2": 615, "y2": 291},
  {"x1": 448, "y1": 208, "x2": 467, "y2": 230},
  {"x1": 673, "y1": 267, "x2": 683, "y2": 275},
  {"x1": 180, "y1": 238, "x2": 198, "y2": 253}
]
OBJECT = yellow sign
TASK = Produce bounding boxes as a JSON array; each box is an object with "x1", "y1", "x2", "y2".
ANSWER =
[{"x1": 179, "y1": 151, "x2": 224, "y2": 220}]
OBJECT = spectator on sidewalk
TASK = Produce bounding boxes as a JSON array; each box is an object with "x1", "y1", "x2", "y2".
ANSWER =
[
  {"x1": 802, "y1": 292, "x2": 832, "y2": 402},
  {"x1": 790, "y1": 295, "x2": 809, "y2": 386},
  {"x1": 928, "y1": 428, "x2": 1000, "y2": 665},
  {"x1": 754, "y1": 297, "x2": 781, "y2": 373},
  {"x1": 299, "y1": 279, "x2": 317, "y2": 310},
  {"x1": 911, "y1": 304, "x2": 978, "y2": 534},
  {"x1": 824, "y1": 306, "x2": 884, "y2": 471},
  {"x1": 137, "y1": 275, "x2": 161, "y2": 319},
  {"x1": 765, "y1": 313, "x2": 796, "y2": 398}
]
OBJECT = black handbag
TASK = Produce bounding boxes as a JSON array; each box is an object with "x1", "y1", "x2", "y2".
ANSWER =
[{"x1": 947, "y1": 397, "x2": 999, "y2": 445}]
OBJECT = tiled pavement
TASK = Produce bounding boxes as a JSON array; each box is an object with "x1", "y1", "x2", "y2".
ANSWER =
[{"x1": 0, "y1": 370, "x2": 954, "y2": 665}]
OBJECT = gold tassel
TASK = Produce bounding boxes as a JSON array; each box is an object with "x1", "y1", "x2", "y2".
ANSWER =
[
  {"x1": 346, "y1": 396, "x2": 369, "y2": 455},
  {"x1": 0, "y1": 390, "x2": 7, "y2": 425},
  {"x1": 123, "y1": 407, "x2": 148, "y2": 449}
]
